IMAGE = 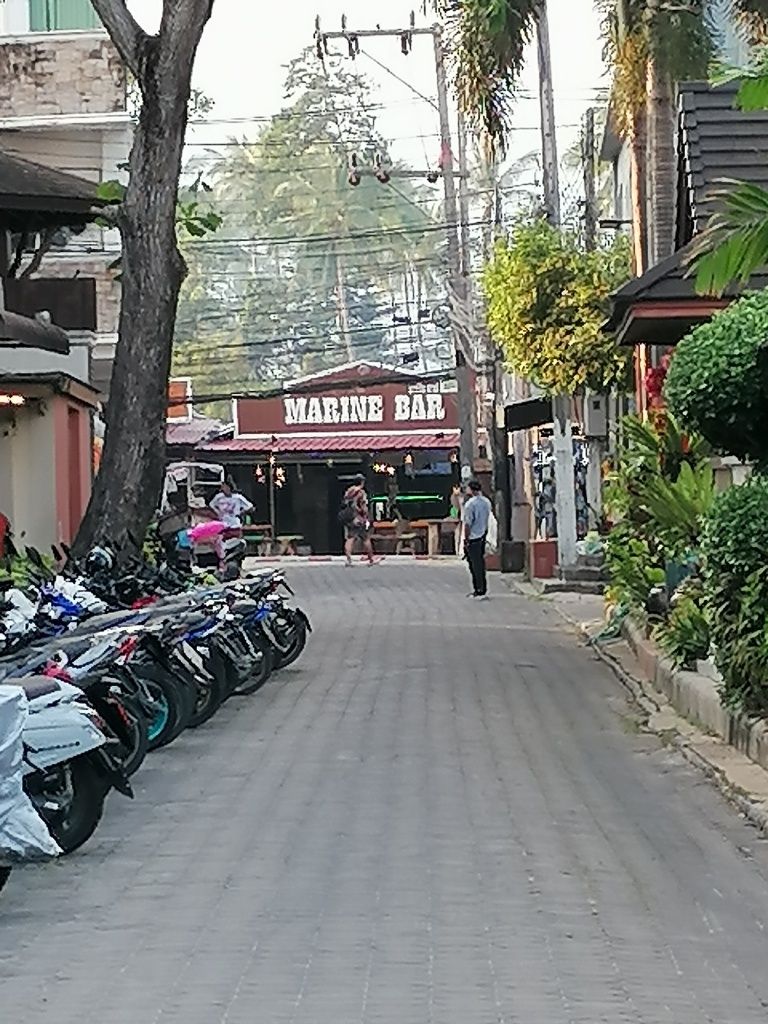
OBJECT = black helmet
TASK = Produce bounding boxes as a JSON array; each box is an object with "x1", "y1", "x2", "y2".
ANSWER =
[{"x1": 84, "y1": 546, "x2": 114, "y2": 576}]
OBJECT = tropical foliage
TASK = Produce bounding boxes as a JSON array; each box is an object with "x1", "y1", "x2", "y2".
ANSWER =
[
  {"x1": 664, "y1": 290, "x2": 768, "y2": 466},
  {"x1": 654, "y1": 590, "x2": 710, "y2": 670},
  {"x1": 602, "y1": 414, "x2": 712, "y2": 655},
  {"x1": 702, "y1": 475, "x2": 768, "y2": 713},
  {"x1": 482, "y1": 217, "x2": 631, "y2": 394}
]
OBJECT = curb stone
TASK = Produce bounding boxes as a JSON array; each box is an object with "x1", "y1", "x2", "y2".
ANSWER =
[{"x1": 504, "y1": 576, "x2": 768, "y2": 836}]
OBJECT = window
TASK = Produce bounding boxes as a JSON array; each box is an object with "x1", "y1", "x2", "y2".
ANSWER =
[{"x1": 28, "y1": 0, "x2": 101, "y2": 31}]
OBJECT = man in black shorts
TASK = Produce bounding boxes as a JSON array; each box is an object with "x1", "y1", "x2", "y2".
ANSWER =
[{"x1": 343, "y1": 474, "x2": 375, "y2": 566}]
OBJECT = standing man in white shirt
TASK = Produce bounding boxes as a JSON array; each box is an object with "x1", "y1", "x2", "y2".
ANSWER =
[{"x1": 462, "y1": 479, "x2": 492, "y2": 599}]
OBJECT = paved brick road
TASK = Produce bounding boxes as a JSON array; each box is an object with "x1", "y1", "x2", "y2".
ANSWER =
[{"x1": 3, "y1": 564, "x2": 768, "y2": 1023}]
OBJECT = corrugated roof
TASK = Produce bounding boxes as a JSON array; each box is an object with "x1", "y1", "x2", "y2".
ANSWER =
[
  {"x1": 199, "y1": 430, "x2": 460, "y2": 454},
  {"x1": 166, "y1": 416, "x2": 231, "y2": 447}
]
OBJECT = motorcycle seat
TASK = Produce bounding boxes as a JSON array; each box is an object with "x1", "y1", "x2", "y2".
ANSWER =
[
  {"x1": 177, "y1": 610, "x2": 215, "y2": 631},
  {"x1": 7, "y1": 676, "x2": 62, "y2": 700}
]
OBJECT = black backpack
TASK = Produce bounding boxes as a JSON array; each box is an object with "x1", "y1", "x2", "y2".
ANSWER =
[{"x1": 338, "y1": 496, "x2": 356, "y2": 526}]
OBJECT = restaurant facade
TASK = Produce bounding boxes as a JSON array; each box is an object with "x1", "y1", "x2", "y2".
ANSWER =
[{"x1": 196, "y1": 361, "x2": 461, "y2": 555}]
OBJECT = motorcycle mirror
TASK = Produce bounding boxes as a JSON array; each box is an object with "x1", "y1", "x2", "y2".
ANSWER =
[{"x1": 25, "y1": 546, "x2": 45, "y2": 569}]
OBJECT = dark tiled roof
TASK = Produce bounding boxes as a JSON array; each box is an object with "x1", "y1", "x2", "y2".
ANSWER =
[
  {"x1": 677, "y1": 80, "x2": 768, "y2": 240},
  {"x1": 607, "y1": 80, "x2": 768, "y2": 340},
  {"x1": 0, "y1": 149, "x2": 105, "y2": 229},
  {"x1": 609, "y1": 244, "x2": 768, "y2": 317}
]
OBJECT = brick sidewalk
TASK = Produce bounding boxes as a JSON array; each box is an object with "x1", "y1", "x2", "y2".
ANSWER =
[{"x1": 2, "y1": 564, "x2": 768, "y2": 1023}]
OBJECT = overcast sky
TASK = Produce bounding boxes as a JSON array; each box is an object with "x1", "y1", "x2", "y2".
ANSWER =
[{"x1": 128, "y1": 0, "x2": 607, "y2": 170}]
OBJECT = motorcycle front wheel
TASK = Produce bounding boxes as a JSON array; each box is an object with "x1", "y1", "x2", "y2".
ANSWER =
[
  {"x1": 233, "y1": 634, "x2": 274, "y2": 696},
  {"x1": 273, "y1": 612, "x2": 308, "y2": 670},
  {"x1": 28, "y1": 757, "x2": 109, "y2": 855}
]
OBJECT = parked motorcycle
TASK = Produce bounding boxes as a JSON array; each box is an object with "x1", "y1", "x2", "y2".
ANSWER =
[
  {"x1": 0, "y1": 685, "x2": 61, "y2": 894},
  {"x1": 19, "y1": 675, "x2": 133, "y2": 854},
  {"x1": 0, "y1": 541, "x2": 312, "y2": 863}
]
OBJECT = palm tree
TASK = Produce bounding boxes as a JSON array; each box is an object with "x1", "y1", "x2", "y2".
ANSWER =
[{"x1": 597, "y1": 1, "x2": 714, "y2": 273}]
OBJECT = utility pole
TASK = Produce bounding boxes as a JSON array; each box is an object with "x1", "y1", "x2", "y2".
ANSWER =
[
  {"x1": 536, "y1": 0, "x2": 578, "y2": 571},
  {"x1": 316, "y1": 16, "x2": 477, "y2": 478},
  {"x1": 582, "y1": 106, "x2": 597, "y2": 252},
  {"x1": 581, "y1": 106, "x2": 604, "y2": 533},
  {"x1": 456, "y1": 109, "x2": 472, "y2": 283},
  {"x1": 432, "y1": 25, "x2": 476, "y2": 478}
]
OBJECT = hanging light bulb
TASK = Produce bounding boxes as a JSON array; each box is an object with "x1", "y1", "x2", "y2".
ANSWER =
[
  {"x1": 348, "y1": 152, "x2": 361, "y2": 187},
  {"x1": 374, "y1": 152, "x2": 391, "y2": 184}
]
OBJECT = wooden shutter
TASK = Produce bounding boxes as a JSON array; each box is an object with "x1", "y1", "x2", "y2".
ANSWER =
[
  {"x1": 52, "y1": 0, "x2": 101, "y2": 29},
  {"x1": 30, "y1": 0, "x2": 101, "y2": 30},
  {"x1": 28, "y1": 0, "x2": 51, "y2": 30}
]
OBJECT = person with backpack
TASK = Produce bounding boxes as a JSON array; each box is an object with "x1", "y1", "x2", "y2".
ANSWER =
[{"x1": 340, "y1": 474, "x2": 376, "y2": 567}]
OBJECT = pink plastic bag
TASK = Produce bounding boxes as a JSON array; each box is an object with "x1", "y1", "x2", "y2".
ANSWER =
[{"x1": 187, "y1": 520, "x2": 227, "y2": 544}]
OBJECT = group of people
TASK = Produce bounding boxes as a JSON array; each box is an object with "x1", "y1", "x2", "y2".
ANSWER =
[
  {"x1": 196, "y1": 474, "x2": 493, "y2": 597},
  {"x1": 342, "y1": 475, "x2": 492, "y2": 598}
]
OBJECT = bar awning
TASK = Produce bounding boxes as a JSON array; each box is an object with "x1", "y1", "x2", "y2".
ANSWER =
[
  {"x1": 198, "y1": 429, "x2": 460, "y2": 455},
  {"x1": 504, "y1": 397, "x2": 551, "y2": 432}
]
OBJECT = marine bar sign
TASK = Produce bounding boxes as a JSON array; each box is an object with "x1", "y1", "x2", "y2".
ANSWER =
[
  {"x1": 235, "y1": 375, "x2": 459, "y2": 437},
  {"x1": 283, "y1": 390, "x2": 447, "y2": 426}
]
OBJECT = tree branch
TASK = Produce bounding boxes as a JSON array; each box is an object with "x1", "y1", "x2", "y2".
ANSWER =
[
  {"x1": 19, "y1": 229, "x2": 56, "y2": 279},
  {"x1": 90, "y1": 0, "x2": 149, "y2": 79},
  {"x1": 7, "y1": 233, "x2": 29, "y2": 279},
  {"x1": 160, "y1": 0, "x2": 216, "y2": 60}
]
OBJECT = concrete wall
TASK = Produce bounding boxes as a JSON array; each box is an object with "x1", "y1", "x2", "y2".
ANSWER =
[
  {"x1": 0, "y1": 33, "x2": 126, "y2": 118},
  {"x1": 0, "y1": 332, "x2": 92, "y2": 380},
  {"x1": 53, "y1": 395, "x2": 92, "y2": 543},
  {"x1": 0, "y1": 399, "x2": 57, "y2": 550},
  {"x1": 0, "y1": 392, "x2": 93, "y2": 548}
]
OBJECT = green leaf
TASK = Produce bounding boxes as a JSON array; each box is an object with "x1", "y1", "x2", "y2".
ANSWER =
[
  {"x1": 97, "y1": 179, "x2": 126, "y2": 203},
  {"x1": 690, "y1": 180, "x2": 768, "y2": 295}
]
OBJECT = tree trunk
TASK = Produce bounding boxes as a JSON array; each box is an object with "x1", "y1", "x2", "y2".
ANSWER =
[
  {"x1": 74, "y1": 1, "x2": 215, "y2": 556},
  {"x1": 628, "y1": 105, "x2": 648, "y2": 276},
  {"x1": 646, "y1": 59, "x2": 676, "y2": 267}
]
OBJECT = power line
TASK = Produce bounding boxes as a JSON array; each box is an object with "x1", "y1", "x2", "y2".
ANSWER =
[
  {"x1": 176, "y1": 367, "x2": 459, "y2": 408},
  {"x1": 183, "y1": 216, "x2": 490, "y2": 248}
]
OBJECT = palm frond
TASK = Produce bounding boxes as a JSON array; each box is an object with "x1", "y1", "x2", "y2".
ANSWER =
[
  {"x1": 730, "y1": 0, "x2": 768, "y2": 45},
  {"x1": 434, "y1": 0, "x2": 539, "y2": 152},
  {"x1": 687, "y1": 179, "x2": 768, "y2": 295}
]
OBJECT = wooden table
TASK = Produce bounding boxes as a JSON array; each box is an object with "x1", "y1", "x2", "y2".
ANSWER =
[
  {"x1": 276, "y1": 534, "x2": 303, "y2": 556},
  {"x1": 242, "y1": 523, "x2": 274, "y2": 557},
  {"x1": 372, "y1": 518, "x2": 451, "y2": 556}
]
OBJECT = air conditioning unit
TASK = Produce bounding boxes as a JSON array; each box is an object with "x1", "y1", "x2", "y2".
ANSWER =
[{"x1": 583, "y1": 392, "x2": 607, "y2": 439}]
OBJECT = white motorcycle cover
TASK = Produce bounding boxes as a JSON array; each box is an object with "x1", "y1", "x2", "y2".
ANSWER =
[{"x1": 0, "y1": 686, "x2": 61, "y2": 863}]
